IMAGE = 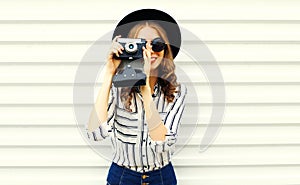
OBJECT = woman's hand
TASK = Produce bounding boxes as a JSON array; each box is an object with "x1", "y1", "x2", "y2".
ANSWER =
[
  {"x1": 142, "y1": 45, "x2": 151, "y2": 82},
  {"x1": 105, "y1": 35, "x2": 124, "y2": 75},
  {"x1": 140, "y1": 45, "x2": 152, "y2": 95}
]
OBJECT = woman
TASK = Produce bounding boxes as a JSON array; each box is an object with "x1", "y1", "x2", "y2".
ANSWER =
[{"x1": 86, "y1": 9, "x2": 186, "y2": 185}]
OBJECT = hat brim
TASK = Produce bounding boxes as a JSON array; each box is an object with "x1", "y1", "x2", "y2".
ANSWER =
[{"x1": 112, "y1": 9, "x2": 181, "y2": 59}]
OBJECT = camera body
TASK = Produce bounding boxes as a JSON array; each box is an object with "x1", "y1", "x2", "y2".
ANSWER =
[
  {"x1": 114, "y1": 38, "x2": 146, "y2": 60},
  {"x1": 112, "y1": 38, "x2": 147, "y2": 87}
]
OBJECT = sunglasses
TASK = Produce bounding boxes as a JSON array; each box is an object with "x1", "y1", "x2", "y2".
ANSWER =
[{"x1": 148, "y1": 37, "x2": 166, "y2": 52}]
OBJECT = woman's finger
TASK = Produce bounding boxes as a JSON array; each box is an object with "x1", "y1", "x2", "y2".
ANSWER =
[
  {"x1": 112, "y1": 35, "x2": 121, "y2": 42},
  {"x1": 110, "y1": 43, "x2": 123, "y2": 56},
  {"x1": 142, "y1": 46, "x2": 151, "y2": 77},
  {"x1": 146, "y1": 41, "x2": 152, "y2": 52},
  {"x1": 118, "y1": 47, "x2": 123, "y2": 54},
  {"x1": 142, "y1": 47, "x2": 148, "y2": 61},
  {"x1": 115, "y1": 42, "x2": 124, "y2": 50},
  {"x1": 112, "y1": 49, "x2": 119, "y2": 57},
  {"x1": 143, "y1": 46, "x2": 150, "y2": 59}
]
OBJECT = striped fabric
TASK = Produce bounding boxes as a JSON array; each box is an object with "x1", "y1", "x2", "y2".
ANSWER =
[{"x1": 86, "y1": 82, "x2": 187, "y2": 173}]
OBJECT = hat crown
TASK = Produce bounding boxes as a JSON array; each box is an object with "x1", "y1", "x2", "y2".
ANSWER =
[{"x1": 113, "y1": 9, "x2": 181, "y2": 59}]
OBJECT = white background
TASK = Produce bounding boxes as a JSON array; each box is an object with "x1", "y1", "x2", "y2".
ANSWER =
[{"x1": 1, "y1": 0, "x2": 300, "y2": 184}]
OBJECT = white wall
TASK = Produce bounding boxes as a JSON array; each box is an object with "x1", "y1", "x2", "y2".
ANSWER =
[{"x1": 1, "y1": 0, "x2": 300, "y2": 184}]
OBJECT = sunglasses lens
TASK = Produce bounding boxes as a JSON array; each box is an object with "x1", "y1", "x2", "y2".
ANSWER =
[{"x1": 151, "y1": 38, "x2": 165, "y2": 52}]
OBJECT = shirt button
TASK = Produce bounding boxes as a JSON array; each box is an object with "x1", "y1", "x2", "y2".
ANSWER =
[
  {"x1": 143, "y1": 139, "x2": 146, "y2": 142},
  {"x1": 142, "y1": 155, "x2": 145, "y2": 157},
  {"x1": 142, "y1": 175, "x2": 149, "y2": 179}
]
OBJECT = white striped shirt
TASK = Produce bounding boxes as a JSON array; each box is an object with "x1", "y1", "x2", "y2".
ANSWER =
[{"x1": 86, "y1": 82, "x2": 187, "y2": 173}]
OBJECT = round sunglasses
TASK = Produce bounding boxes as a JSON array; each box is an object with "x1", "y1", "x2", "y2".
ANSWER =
[{"x1": 148, "y1": 37, "x2": 166, "y2": 52}]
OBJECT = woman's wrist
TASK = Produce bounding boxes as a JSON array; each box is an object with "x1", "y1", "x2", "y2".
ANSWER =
[
  {"x1": 103, "y1": 64, "x2": 115, "y2": 76},
  {"x1": 100, "y1": 67, "x2": 113, "y2": 87}
]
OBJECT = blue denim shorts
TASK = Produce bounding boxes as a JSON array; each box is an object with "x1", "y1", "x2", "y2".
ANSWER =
[{"x1": 106, "y1": 162, "x2": 177, "y2": 185}]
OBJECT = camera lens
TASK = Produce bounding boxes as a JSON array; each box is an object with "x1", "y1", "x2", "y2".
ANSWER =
[{"x1": 125, "y1": 42, "x2": 138, "y2": 53}]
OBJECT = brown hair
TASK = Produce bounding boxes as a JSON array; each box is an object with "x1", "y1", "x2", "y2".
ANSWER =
[{"x1": 120, "y1": 21, "x2": 179, "y2": 112}]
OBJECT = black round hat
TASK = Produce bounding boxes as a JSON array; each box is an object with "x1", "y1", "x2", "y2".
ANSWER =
[{"x1": 112, "y1": 9, "x2": 181, "y2": 59}]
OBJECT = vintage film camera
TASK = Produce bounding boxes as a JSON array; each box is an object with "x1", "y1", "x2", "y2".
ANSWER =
[{"x1": 112, "y1": 38, "x2": 147, "y2": 87}]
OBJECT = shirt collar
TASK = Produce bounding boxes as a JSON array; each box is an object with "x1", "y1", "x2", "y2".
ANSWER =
[
  {"x1": 136, "y1": 81, "x2": 160, "y2": 98},
  {"x1": 152, "y1": 82, "x2": 160, "y2": 98}
]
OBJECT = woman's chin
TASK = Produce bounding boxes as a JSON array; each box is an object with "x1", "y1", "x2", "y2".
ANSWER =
[{"x1": 150, "y1": 59, "x2": 162, "y2": 70}]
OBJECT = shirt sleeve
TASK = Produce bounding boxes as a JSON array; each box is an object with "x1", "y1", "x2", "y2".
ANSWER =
[
  {"x1": 148, "y1": 84, "x2": 187, "y2": 154},
  {"x1": 85, "y1": 85, "x2": 117, "y2": 141}
]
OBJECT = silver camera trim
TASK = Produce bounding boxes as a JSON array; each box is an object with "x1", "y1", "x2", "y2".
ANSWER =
[{"x1": 117, "y1": 38, "x2": 144, "y2": 43}]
